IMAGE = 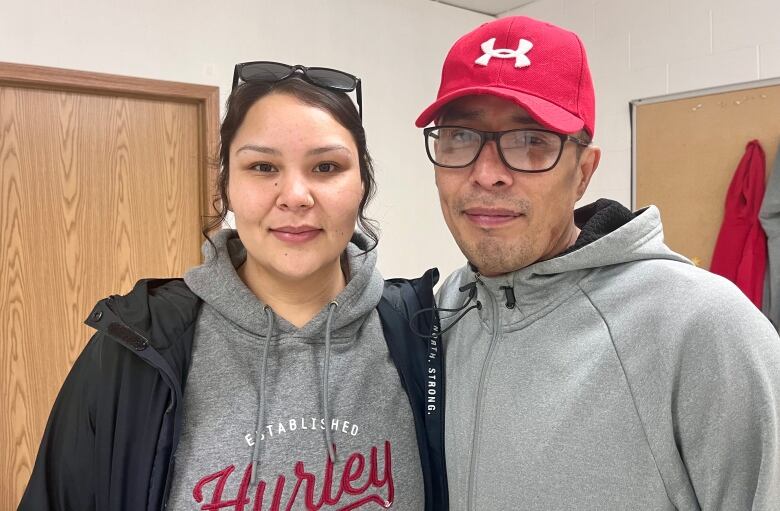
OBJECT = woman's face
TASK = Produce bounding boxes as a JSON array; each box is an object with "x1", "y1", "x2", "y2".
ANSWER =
[{"x1": 228, "y1": 92, "x2": 363, "y2": 283}]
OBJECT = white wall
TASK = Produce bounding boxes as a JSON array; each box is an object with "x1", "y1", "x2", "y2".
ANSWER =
[
  {"x1": 0, "y1": 0, "x2": 490, "y2": 280},
  {"x1": 506, "y1": 0, "x2": 780, "y2": 208},
  {"x1": 6, "y1": 0, "x2": 780, "y2": 280}
]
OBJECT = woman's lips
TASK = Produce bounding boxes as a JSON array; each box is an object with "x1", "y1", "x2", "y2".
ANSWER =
[
  {"x1": 463, "y1": 208, "x2": 521, "y2": 228},
  {"x1": 270, "y1": 226, "x2": 322, "y2": 243}
]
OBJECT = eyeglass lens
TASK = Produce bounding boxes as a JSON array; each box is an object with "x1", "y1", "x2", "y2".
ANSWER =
[
  {"x1": 305, "y1": 68, "x2": 356, "y2": 90},
  {"x1": 427, "y1": 127, "x2": 564, "y2": 171},
  {"x1": 240, "y1": 62, "x2": 293, "y2": 82}
]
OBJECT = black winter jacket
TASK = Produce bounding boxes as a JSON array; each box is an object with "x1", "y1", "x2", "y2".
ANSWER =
[{"x1": 18, "y1": 270, "x2": 447, "y2": 510}]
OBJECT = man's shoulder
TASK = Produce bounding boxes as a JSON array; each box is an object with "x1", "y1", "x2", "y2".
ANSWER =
[
  {"x1": 585, "y1": 258, "x2": 778, "y2": 353},
  {"x1": 586, "y1": 257, "x2": 746, "y2": 304}
]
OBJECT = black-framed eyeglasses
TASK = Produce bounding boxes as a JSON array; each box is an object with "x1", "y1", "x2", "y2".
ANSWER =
[
  {"x1": 232, "y1": 61, "x2": 362, "y2": 118},
  {"x1": 424, "y1": 126, "x2": 590, "y2": 173}
]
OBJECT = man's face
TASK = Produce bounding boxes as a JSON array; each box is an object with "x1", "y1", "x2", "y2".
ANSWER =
[{"x1": 433, "y1": 95, "x2": 600, "y2": 276}]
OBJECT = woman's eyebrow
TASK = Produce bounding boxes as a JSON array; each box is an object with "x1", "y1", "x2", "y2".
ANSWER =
[
  {"x1": 305, "y1": 145, "x2": 352, "y2": 157},
  {"x1": 235, "y1": 144, "x2": 281, "y2": 156}
]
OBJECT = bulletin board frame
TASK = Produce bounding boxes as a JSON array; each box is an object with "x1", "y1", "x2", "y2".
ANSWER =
[{"x1": 630, "y1": 77, "x2": 780, "y2": 268}]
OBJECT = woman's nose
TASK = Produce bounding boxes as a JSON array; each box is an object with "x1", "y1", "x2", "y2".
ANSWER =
[{"x1": 275, "y1": 172, "x2": 315, "y2": 210}]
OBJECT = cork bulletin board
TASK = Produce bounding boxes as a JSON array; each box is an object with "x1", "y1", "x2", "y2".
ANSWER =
[{"x1": 632, "y1": 79, "x2": 780, "y2": 269}]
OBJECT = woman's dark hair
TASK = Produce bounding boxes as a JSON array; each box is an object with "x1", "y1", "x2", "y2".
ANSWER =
[{"x1": 203, "y1": 77, "x2": 379, "y2": 250}]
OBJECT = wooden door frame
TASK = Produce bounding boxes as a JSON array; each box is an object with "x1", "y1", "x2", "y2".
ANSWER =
[{"x1": 0, "y1": 61, "x2": 220, "y2": 228}]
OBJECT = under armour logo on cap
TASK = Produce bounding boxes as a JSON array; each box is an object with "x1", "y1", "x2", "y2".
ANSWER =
[{"x1": 475, "y1": 37, "x2": 533, "y2": 68}]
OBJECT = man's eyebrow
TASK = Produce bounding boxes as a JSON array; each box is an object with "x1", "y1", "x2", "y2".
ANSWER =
[
  {"x1": 234, "y1": 144, "x2": 280, "y2": 156},
  {"x1": 441, "y1": 109, "x2": 480, "y2": 123},
  {"x1": 305, "y1": 144, "x2": 352, "y2": 157},
  {"x1": 510, "y1": 114, "x2": 540, "y2": 125}
]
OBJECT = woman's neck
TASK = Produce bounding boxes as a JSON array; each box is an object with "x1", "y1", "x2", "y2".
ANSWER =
[{"x1": 238, "y1": 256, "x2": 348, "y2": 328}]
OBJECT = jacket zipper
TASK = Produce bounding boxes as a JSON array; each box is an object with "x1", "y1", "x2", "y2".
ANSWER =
[
  {"x1": 104, "y1": 297, "x2": 183, "y2": 509},
  {"x1": 467, "y1": 273, "x2": 501, "y2": 511}
]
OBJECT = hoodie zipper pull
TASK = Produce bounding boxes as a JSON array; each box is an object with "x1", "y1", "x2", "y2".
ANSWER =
[
  {"x1": 499, "y1": 286, "x2": 516, "y2": 309},
  {"x1": 475, "y1": 271, "x2": 515, "y2": 309},
  {"x1": 471, "y1": 272, "x2": 484, "y2": 310}
]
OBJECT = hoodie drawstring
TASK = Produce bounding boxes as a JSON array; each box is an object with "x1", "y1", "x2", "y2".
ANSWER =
[
  {"x1": 322, "y1": 301, "x2": 338, "y2": 463},
  {"x1": 409, "y1": 280, "x2": 482, "y2": 340},
  {"x1": 250, "y1": 305, "x2": 275, "y2": 485}
]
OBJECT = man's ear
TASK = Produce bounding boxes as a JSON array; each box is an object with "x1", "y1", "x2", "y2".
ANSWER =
[{"x1": 575, "y1": 145, "x2": 601, "y2": 201}]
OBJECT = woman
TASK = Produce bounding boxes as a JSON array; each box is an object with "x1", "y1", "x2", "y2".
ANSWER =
[{"x1": 19, "y1": 62, "x2": 446, "y2": 510}]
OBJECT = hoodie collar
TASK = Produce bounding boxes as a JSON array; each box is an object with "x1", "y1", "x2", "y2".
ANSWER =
[
  {"x1": 455, "y1": 200, "x2": 691, "y2": 326},
  {"x1": 184, "y1": 229, "x2": 383, "y2": 343}
]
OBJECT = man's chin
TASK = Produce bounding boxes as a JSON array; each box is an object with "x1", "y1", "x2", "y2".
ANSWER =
[
  {"x1": 462, "y1": 244, "x2": 535, "y2": 277},
  {"x1": 471, "y1": 262, "x2": 525, "y2": 277}
]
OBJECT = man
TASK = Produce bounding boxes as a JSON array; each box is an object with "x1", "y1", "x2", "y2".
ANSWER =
[{"x1": 415, "y1": 15, "x2": 780, "y2": 510}]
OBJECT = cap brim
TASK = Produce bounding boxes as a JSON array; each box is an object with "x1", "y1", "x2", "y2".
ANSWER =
[{"x1": 415, "y1": 86, "x2": 585, "y2": 134}]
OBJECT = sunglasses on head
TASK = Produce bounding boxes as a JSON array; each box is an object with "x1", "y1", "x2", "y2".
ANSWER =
[{"x1": 231, "y1": 61, "x2": 363, "y2": 119}]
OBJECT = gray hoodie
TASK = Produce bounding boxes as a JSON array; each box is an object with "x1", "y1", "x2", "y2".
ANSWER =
[
  {"x1": 438, "y1": 205, "x2": 780, "y2": 510},
  {"x1": 166, "y1": 230, "x2": 424, "y2": 510},
  {"x1": 760, "y1": 142, "x2": 780, "y2": 331}
]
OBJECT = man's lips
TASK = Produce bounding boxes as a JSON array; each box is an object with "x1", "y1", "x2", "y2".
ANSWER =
[
  {"x1": 463, "y1": 208, "x2": 522, "y2": 227},
  {"x1": 269, "y1": 225, "x2": 322, "y2": 242}
]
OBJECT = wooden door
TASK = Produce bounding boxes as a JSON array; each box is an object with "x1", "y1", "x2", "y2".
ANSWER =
[{"x1": 0, "y1": 62, "x2": 219, "y2": 508}]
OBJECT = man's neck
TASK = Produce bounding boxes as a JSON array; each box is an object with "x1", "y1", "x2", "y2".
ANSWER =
[
  {"x1": 539, "y1": 222, "x2": 581, "y2": 264},
  {"x1": 238, "y1": 257, "x2": 347, "y2": 328}
]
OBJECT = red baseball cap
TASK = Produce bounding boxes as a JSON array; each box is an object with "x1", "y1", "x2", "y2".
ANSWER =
[{"x1": 415, "y1": 16, "x2": 595, "y2": 137}]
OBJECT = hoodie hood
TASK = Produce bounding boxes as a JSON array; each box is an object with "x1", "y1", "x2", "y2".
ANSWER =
[
  {"x1": 184, "y1": 229, "x2": 384, "y2": 342},
  {"x1": 534, "y1": 202, "x2": 690, "y2": 276},
  {"x1": 439, "y1": 200, "x2": 692, "y2": 326}
]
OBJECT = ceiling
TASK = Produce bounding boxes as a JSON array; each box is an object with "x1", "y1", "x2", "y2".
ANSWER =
[{"x1": 429, "y1": 0, "x2": 538, "y2": 17}]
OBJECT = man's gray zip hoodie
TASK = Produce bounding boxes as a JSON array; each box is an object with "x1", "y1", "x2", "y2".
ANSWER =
[
  {"x1": 166, "y1": 229, "x2": 424, "y2": 510},
  {"x1": 438, "y1": 202, "x2": 780, "y2": 510}
]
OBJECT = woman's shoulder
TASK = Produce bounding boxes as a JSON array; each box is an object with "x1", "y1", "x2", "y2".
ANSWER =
[
  {"x1": 382, "y1": 268, "x2": 439, "y2": 316},
  {"x1": 85, "y1": 278, "x2": 202, "y2": 354}
]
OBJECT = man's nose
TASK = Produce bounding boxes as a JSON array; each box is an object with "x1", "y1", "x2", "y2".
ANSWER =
[
  {"x1": 470, "y1": 141, "x2": 514, "y2": 189},
  {"x1": 276, "y1": 172, "x2": 315, "y2": 210}
]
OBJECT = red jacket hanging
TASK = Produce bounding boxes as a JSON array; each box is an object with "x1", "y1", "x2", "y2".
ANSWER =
[{"x1": 710, "y1": 140, "x2": 768, "y2": 308}]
